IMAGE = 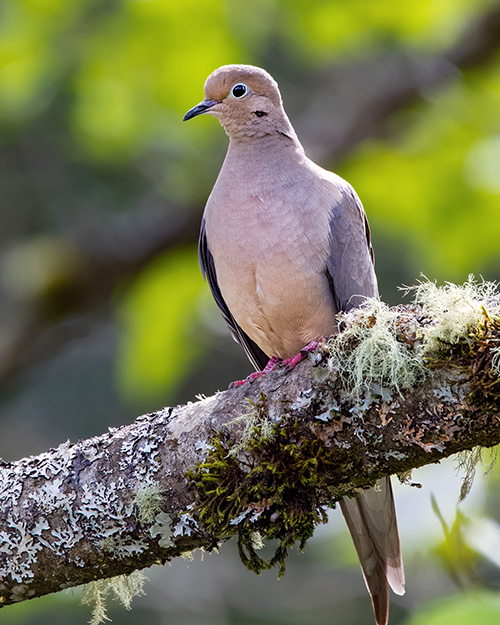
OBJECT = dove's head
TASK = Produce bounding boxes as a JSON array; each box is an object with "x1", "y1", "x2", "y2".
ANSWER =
[{"x1": 183, "y1": 64, "x2": 297, "y2": 142}]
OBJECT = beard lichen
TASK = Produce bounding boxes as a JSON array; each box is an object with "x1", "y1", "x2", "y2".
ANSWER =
[
  {"x1": 456, "y1": 447, "x2": 497, "y2": 502},
  {"x1": 225, "y1": 393, "x2": 275, "y2": 457},
  {"x1": 327, "y1": 276, "x2": 500, "y2": 403},
  {"x1": 80, "y1": 571, "x2": 146, "y2": 625},
  {"x1": 327, "y1": 298, "x2": 427, "y2": 399},
  {"x1": 186, "y1": 412, "x2": 345, "y2": 578},
  {"x1": 409, "y1": 276, "x2": 500, "y2": 355}
]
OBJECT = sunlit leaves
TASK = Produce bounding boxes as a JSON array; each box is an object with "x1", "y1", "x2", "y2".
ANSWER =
[
  {"x1": 0, "y1": 0, "x2": 81, "y2": 120},
  {"x1": 271, "y1": 0, "x2": 492, "y2": 59},
  {"x1": 72, "y1": 0, "x2": 241, "y2": 157}
]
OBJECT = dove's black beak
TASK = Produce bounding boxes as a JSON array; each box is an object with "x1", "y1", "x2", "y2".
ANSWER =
[{"x1": 183, "y1": 100, "x2": 219, "y2": 121}]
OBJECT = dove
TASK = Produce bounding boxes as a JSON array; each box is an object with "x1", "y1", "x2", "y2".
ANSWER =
[{"x1": 184, "y1": 64, "x2": 404, "y2": 625}]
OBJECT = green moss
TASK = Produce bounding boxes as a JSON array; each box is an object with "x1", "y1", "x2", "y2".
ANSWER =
[{"x1": 186, "y1": 412, "x2": 343, "y2": 577}]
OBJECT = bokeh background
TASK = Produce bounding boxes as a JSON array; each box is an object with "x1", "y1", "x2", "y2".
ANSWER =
[{"x1": 1, "y1": 0, "x2": 500, "y2": 623}]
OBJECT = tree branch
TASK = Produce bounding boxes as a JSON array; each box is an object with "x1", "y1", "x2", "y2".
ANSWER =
[{"x1": 1, "y1": 289, "x2": 499, "y2": 607}]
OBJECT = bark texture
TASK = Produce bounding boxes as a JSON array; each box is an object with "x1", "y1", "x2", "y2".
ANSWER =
[{"x1": 0, "y1": 300, "x2": 499, "y2": 607}]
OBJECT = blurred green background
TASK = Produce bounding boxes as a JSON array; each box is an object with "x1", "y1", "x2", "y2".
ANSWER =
[{"x1": 1, "y1": 0, "x2": 500, "y2": 623}]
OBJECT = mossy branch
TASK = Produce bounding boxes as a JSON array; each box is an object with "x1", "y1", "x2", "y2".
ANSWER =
[{"x1": 0, "y1": 279, "x2": 499, "y2": 610}]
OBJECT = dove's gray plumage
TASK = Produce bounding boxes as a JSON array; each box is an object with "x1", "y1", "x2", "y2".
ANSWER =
[{"x1": 185, "y1": 64, "x2": 404, "y2": 625}]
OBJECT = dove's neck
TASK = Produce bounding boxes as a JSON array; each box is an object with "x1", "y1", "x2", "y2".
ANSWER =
[{"x1": 226, "y1": 126, "x2": 306, "y2": 169}]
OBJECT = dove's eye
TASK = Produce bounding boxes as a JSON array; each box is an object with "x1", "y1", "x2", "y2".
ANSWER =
[{"x1": 230, "y1": 83, "x2": 249, "y2": 98}]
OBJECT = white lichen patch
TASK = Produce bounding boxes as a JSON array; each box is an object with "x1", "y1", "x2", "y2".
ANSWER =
[
  {"x1": 26, "y1": 478, "x2": 75, "y2": 512},
  {"x1": 50, "y1": 523, "x2": 84, "y2": 552},
  {"x1": 78, "y1": 479, "x2": 134, "y2": 523},
  {"x1": 195, "y1": 439, "x2": 214, "y2": 452},
  {"x1": 0, "y1": 469, "x2": 23, "y2": 509},
  {"x1": 407, "y1": 275, "x2": 500, "y2": 354},
  {"x1": 34, "y1": 443, "x2": 72, "y2": 479},
  {"x1": 0, "y1": 408, "x2": 181, "y2": 605},
  {"x1": 0, "y1": 519, "x2": 44, "y2": 582},
  {"x1": 290, "y1": 389, "x2": 313, "y2": 412},
  {"x1": 229, "y1": 508, "x2": 263, "y2": 526},
  {"x1": 150, "y1": 512, "x2": 174, "y2": 548},
  {"x1": 0, "y1": 453, "x2": 87, "y2": 583},
  {"x1": 0, "y1": 447, "x2": 147, "y2": 585},
  {"x1": 119, "y1": 435, "x2": 161, "y2": 477},
  {"x1": 173, "y1": 512, "x2": 198, "y2": 537}
]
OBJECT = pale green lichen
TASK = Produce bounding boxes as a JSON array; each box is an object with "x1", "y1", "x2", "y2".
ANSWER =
[
  {"x1": 81, "y1": 571, "x2": 146, "y2": 625},
  {"x1": 250, "y1": 531, "x2": 264, "y2": 550},
  {"x1": 225, "y1": 394, "x2": 274, "y2": 457},
  {"x1": 327, "y1": 299, "x2": 426, "y2": 398},
  {"x1": 99, "y1": 537, "x2": 116, "y2": 553},
  {"x1": 108, "y1": 571, "x2": 146, "y2": 611},
  {"x1": 149, "y1": 512, "x2": 174, "y2": 548},
  {"x1": 81, "y1": 581, "x2": 109, "y2": 625},
  {"x1": 133, "y1": 483, "x2": 164, "y2": 524}
]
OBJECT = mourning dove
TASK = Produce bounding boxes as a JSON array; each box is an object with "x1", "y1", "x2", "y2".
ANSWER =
[{"x1": 184, "y1": 64, "x2": 405, "y2": 625}]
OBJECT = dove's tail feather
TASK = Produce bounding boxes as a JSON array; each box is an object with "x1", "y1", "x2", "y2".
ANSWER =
[{"x1": 340, "y1": 477, "x2": 405, "y2": 625}]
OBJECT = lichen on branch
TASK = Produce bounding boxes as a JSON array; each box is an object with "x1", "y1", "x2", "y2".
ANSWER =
[
  {"x1": 186, "y1": 277, "x2": 500, "y2": 577},
  {"x1": 0, "y1": 278, "x2": 499, "y2": 611}
]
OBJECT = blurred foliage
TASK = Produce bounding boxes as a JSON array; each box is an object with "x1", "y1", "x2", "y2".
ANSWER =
[
  {"x1": 405, "y1": 592, "x2": 500, "y2": 625},
  {"x1": 431, "y1": 496, "x2": 480, "y2": 586},
  {"x1": 341, "y1": 58, "x2": 500, "y2": 280},
  {"x1": 279, "y1": 0, "x2": 491, "y2": 56},
  {"x1": 1, "y1": 0, "x2": 500, "y2": 623},
  {"x1": 117, "y1": 245, "x2": 206, "y2": 401}
]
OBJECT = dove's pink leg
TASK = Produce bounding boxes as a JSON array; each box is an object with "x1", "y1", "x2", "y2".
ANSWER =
[
  {"x1": 281, "y1": 340, "x2": 319, "y2": 369},
  {"x1": 231, "y1": 341, "x2": 319, "y2": 387},
  {"x1": 231, "y1": 356, "x2": 281, "y2": 387}
]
